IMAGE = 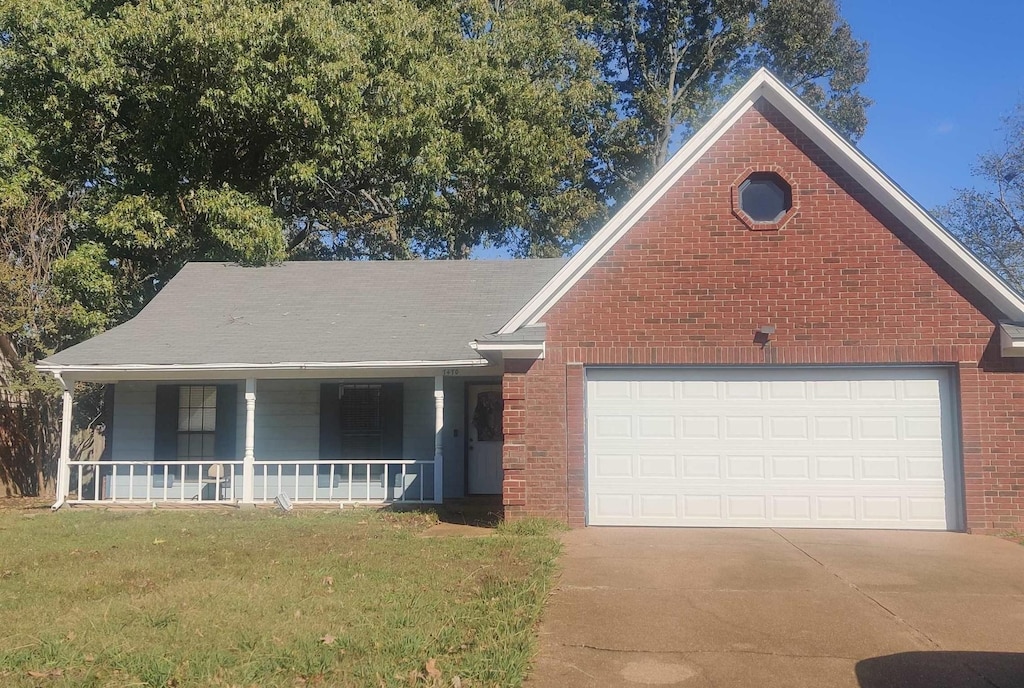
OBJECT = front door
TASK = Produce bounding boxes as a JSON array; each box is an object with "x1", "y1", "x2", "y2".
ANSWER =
[{"x1": 467, "y1": 384, "x2": 504, "y2": 494}]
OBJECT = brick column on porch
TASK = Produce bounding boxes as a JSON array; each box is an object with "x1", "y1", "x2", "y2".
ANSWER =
[{"x1": 502, "y1": 361, "x2": 530, "y2": 519}]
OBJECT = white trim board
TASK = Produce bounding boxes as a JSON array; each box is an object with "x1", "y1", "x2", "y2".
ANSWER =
[
  {"x1": 38, "y1": 359, "x2": 497, "y2": 383},
  {"x1": 498, "y1": 68, "x2": 1024, "y2": 334}
]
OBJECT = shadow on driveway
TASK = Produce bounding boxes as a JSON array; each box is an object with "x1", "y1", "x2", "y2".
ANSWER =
[{"x1": 856, "y1": 652, "x2": 1024, "y2": 688}]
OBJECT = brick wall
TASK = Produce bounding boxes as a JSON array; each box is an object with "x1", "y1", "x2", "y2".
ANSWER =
[{"x1": 503, "y1": 98, "x2": 1024, "y2": 533}]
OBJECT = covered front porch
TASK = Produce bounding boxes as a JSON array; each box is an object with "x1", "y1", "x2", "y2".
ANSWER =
[
  {"x1": 50, "y1": 366, "x2": 506, "y2": 509},
  {"x1": 34, "y1": 260, "x2": 561, "y2": 512}
]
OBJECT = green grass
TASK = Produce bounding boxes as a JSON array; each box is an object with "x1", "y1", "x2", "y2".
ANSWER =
[
  {"x1": 1003, "y1": 530, "x2": 1024, "y2": 546},
  {"x1": 0, "y1": 508, "x2": 562, "y2": 687}
]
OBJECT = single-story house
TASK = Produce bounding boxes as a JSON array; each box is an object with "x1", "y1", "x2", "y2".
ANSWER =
[{"x1": 40, "y1": 69, "x2": 1024, "y2": 533}]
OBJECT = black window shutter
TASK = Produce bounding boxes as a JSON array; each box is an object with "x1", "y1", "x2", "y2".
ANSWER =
[
  {"x1": 380, "y1": 383, "x2": 404, "y2": 459},
  {"x1": 215, "y1": 384, "x2": 238, "y2": 459},
  {"x1": 319, "y1": 383, "x2": 342, "y2": 459},
  {"x1": 154, "y1": 385, "x2": 179, "y2": 460}
]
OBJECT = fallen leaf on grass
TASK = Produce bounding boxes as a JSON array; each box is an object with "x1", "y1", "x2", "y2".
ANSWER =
[
  {"x1": 320, "y1": 634, "x2": 335, "y2": 645},
  {"x1": 425, "y1": 658, "x2": 441, "y2": 679},
  {"x1": 27, "y1": 669, "x2": 63, "y2": 679},
  {"x1": 153, "y1": 539, "x2": 166, "y2": 545},
  {"x1": 321, "y1": 576, "x2": 333, "y2": 587}
]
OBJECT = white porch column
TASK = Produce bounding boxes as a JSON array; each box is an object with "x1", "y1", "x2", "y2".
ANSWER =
[
  {"x1": 53, "y1": 375, "x2": 73, "y2": 508},
  {"x1": 433, "y1": 375, "x2": 444, "y2": 504},
  {"x1": 242, "y1": 378, "x2": 257, "y2": 504}
]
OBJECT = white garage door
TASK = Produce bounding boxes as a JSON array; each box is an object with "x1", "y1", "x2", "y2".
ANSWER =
[{"x1": 586, "y1": 367, "x2": 960, "y2": 529}]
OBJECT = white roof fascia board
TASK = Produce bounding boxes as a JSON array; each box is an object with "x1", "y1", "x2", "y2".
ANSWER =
[
  {"x1": 471, "y1": 343, "x2": 545, "y2": 353},
  {"x1": 37, "y1": 359, "x2": 493, "y2": 382},
  {"x1": 468, "y1": 340, "x2": 545, "y2": 362},
  {"x1": 499, "y1": 68, "x2": 1024, "y2": 335}
]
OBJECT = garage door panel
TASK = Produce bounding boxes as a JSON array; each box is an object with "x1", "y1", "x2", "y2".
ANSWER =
[
  {"x1": 586, "y1": 367, "x2": 958, "y2": 530},
  {"x1": 589, "y1": 487, "x2": 951, "y2": 528},
  {"x1": 592, "y1": 414, "x2": 632, "y2": 439},
  {"x1": 638, "y1": 381, "x2": 674, "y2": 399},
  {"x1": 767, "y1": 380, "x2": 807, "y2": 399},
  {"x1": 638, "y1": 454, "x2": 676, "y2": 478},
  {"x1": 681, "y1": 416, "x2": 719, "y2": 439},
  {"x1": 592, "y1": 453, "x2": 633, "y2": 478},
  {"x1": 726, "y1": 455, "x2": 765, "y2": 479},
  {"x1": 681, "y1": 454, "x2": 720, "y2": 477},
  {"x1": 769, "y1": 416, "x2": 809, "y2": 440},
  {"x1": 589, "y1": 451, "x2": 948, "y2": 485},
  {"x1": 771, "y1": 455, "x2": 810, "y2": 479},
  {"x1": 637, "y1": 415, "x2": 675, "y2": 439},
  {"x1": 638, "y1": 494, "x2": 677, "y2": 518}
]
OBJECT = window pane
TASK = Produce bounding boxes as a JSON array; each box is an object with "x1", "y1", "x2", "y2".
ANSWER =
[
  {"x1": 201, "y1": 433, "x2": 215, "y2": 458},
  {"x1": 179, "y1": 386, "x2": 190, "y2": 408},
  {"x1": 188, "y1": 408, "x2": 203, "y2": 432},
  {"x1": 177, "y1": 434, "x2": 190, "y2": 459},
  {"x1": 201, "y1": 408, "x2": 217, "y2": 432},
  {"x1": 340, "y1": 386, "x2": 382, "y2": 433},
  {"x1": 189, "y1": 386, "x2": 205, "y2": 408},
  {"x1": 739, "y1": 173, "x2": 791, "y2": 223},
  {"x1": 178, "y1": 409, "x2": 191, "y2": 432},
  {"x1": 203, "y1": 386, "x2": 217, "y2": 408}
]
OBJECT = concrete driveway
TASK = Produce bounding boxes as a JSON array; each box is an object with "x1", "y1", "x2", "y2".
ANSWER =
[{"x1": 527, "y1": 528, "x2": 1024, "y2": 688}]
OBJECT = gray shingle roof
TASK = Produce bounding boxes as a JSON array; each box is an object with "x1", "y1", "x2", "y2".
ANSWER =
[{"x1": 42, "y1": 259, "x2": 565, "y2": 367}]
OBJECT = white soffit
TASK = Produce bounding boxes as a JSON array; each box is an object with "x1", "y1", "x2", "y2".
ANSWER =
[{"x1": 498, "y1": 68, "x2": 1024, "y2": 334}]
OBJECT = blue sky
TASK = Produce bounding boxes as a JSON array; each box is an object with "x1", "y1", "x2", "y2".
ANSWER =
[{"x1": 844, "y1": 1, "x2": 1024, "y2": 210}]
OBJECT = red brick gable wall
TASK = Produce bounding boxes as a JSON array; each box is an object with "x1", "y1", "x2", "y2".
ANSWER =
[{"x1": 502, "y1": 98, "x2": 1024, "y2": 533}]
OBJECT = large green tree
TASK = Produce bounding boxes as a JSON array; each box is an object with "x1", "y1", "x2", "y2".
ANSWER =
[
  {"x1": 0, "y1": 0, "x2": 614, "y2": 493},
  {"x1": 938, "y1": 105, "x2": 1024, "y2": 293},
  {"x1": 0, "y1": 0, "x2": 611, "y2": 321},
  {"x1": 573, "y1": 0, "x2": 870, "y2": 195}
]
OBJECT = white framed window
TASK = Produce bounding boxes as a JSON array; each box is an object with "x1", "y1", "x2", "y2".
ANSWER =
[{"x1": 177, "y1": 385, "x2": 217, "y2": 462}]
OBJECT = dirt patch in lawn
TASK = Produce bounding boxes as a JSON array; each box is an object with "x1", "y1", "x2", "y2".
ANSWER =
[{"x1": 0, "y1": 496, "x2": 51, "y2": 513}]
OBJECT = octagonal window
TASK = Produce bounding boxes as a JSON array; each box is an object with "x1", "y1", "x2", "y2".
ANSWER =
[{"x1": 738, "y1": 172, "x2": 792, "y2": 223}]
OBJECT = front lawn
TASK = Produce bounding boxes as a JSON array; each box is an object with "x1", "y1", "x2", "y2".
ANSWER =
[{"x1": 0, "y1": 508, "x2": 561, "y2": 687}]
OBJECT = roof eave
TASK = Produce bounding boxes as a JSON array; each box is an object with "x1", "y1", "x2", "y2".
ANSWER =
[
  {"x1": 36, "y1": 358, "x2": 495, "y2": 382},
  {"x1": 1000, "y1": 323, "x2": 1024, "y2": 358},
  {"x1": 468, "y1": 340, "x2": 545, "y2": 364}
]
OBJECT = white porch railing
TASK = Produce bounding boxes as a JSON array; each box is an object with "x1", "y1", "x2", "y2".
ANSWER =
[
  {"x1": 65, "y1": 459, "x2": 436, "y2": 505},
  {"x1": 252, "y1": 460, "x2": 435, "y2": 503},
  {"x1": 67, "y1": 460, "x2": 244, "y2": 504}
]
